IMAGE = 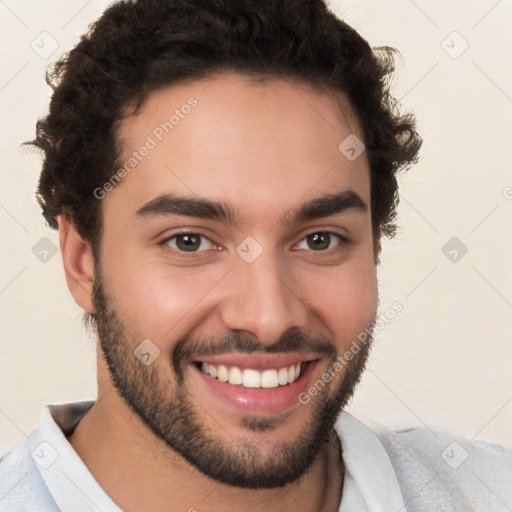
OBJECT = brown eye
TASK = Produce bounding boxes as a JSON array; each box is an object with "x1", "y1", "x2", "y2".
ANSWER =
[
  {"x1": 307, "y1": 232, "x2": 331, "y2": 251},
  {"x1": 164, "y1": 233, "x2": 215, "y2": 253},
  {"x1": 297, "y1": 232, "x2": 344, "y2": 252}
]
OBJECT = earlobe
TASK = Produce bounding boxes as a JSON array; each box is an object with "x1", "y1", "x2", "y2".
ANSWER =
[{"x1": 57, "y1": 213, "x2": 96, "y2": 313}]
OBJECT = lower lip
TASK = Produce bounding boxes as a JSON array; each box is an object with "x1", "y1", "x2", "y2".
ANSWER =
[{"x1": 190, "y1": 361, "x2": 317, "y2": 415}]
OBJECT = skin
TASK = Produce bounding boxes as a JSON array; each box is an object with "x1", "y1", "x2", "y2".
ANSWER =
[{"x1": 60, "y1": 72, "x2": 378, "y2": 512}]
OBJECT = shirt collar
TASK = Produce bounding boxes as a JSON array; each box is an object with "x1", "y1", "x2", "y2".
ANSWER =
[
  {"x1": 27, "y1": 401, "x2": 122, "y2": 512},
  {"x1": 335, "y1": 411, "x2": 407, "y2": 511},
  {"x1": 28, "y1": 402, "x2": 406, "y2": 512}
]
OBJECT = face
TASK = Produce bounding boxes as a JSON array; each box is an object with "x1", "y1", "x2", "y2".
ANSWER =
[{"x1": 92, "y1": 73, "x2": 377, "y2": 488}]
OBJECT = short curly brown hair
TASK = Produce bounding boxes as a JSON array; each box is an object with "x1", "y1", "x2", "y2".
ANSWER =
[{"x1": 29, "y1": 0, "x2": 421, "y2": 259}]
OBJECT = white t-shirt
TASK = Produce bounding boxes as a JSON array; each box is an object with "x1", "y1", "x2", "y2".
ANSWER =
[{"x1": 0, "y1": 401, "x2": 511, "y2": 511}]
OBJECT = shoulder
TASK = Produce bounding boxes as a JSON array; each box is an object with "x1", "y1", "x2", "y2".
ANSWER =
[
  {"x1": 0, "y1": 441, "x2": 58, "y2": 511},
  {"x1": 372, "y1": 420, "x2": 512, "y2": 511}
]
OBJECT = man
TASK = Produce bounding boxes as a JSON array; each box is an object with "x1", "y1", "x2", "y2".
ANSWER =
[{"x1": 1, "y1": 0, "x2": 511, "y2": 510}]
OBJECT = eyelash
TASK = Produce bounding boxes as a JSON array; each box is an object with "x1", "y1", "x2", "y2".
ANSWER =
[{"x1": 159, "y1": 229, "x2": 350, "y2": 258}]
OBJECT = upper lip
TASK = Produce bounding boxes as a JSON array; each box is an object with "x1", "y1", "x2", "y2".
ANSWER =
[{"x1": 192, "y1": 352, "x2": 318, "y2": 371}]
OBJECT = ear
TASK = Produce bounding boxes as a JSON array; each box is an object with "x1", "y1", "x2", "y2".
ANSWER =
[{"x1": 57, "y1": 213, "x2": 96, "y2": 313}]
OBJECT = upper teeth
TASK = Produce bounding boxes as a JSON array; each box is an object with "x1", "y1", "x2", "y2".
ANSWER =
[{"x1": 200, "y1": 362, "x2": 302, "y2": 388}]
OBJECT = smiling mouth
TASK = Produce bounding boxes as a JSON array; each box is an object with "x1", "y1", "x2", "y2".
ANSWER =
[
  {"x1": 190, "y1": 353, "x2": 320, "y2": 415},
  {"x1": 195, "y1": 361, "x2": 314, "y2": 389}
]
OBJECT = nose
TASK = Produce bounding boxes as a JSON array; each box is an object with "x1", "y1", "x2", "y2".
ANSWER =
[{"x1": 219, "y1": 248, "x2": 309, "y2": 347}]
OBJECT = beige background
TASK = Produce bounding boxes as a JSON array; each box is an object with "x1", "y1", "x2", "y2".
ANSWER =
[{"x1": 0, "y1": 0, "x2": 511, "y2": 455}]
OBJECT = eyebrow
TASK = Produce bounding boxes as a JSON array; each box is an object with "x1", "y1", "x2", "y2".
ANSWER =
[{"x1": 134, "y1": 189, "x2": 368, "y2": 226}]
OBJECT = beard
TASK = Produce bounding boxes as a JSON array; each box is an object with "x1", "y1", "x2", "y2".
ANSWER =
[{"x1": 90, "y1": 268, "x2": 375, "y2": 489}]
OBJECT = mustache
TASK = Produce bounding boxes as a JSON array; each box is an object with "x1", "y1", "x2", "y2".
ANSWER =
[{"x1": 172, "y1": 326, "x2": 337, "y2": 377}]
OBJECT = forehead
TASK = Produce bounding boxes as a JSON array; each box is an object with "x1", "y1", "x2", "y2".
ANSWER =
[{"x1": 106, "y1": 72, "x2": 370, "y2": 224}]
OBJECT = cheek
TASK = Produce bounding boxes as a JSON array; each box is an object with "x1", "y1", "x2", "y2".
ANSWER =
[
  {"x1": 301, "y1": 257, "x2": 377, "y2": 349},
  {"x1": 105, "y1": 260, "x2": 226, "y2": 340}
]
